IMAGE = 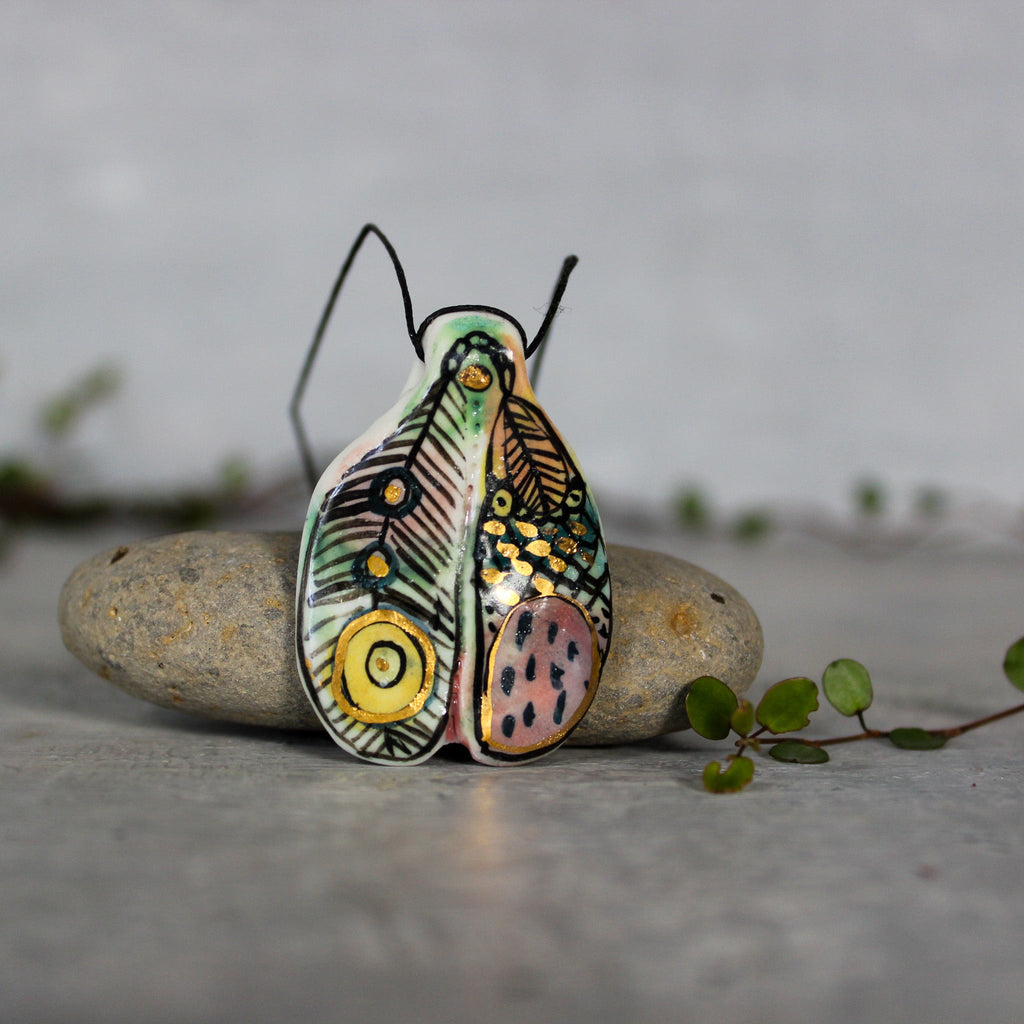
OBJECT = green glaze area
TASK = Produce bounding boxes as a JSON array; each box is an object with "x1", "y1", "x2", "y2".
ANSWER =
[
  {"x1": 419, "y1": 313, "x2": 529, "y2": 388},
  {"x1": 426, "y1": 311, "x2": 526, "y2": 348}
]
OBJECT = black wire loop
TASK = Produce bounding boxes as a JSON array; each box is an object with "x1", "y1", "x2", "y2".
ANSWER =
[{"x1": 290, "y1": 225, "x2": 578, "y2": 490}]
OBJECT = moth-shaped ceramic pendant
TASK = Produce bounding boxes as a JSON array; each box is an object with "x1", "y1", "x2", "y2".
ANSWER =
[{"x1": 293, "y1": 225, "x2": 612, "y2": 765}]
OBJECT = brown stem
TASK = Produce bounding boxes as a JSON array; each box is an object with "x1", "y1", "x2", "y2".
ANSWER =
[
  {"x1": 759, "y1": 700, "x2": 1024, "y2": 748},
  {"x1": 931, "y1": 700, "x2": 1024, "y2": 739},
  {"x1": 760, "y1": 729, "x2": 887, "y2": 748}
]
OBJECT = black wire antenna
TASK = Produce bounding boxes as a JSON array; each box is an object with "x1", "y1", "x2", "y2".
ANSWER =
[
  {"x1": 290, "y1": 224, "x2": 579, "y2": 490},
  {"x1": 290, "y1": 224, "x2": 416, "y2": 489},
  {"x1": 524, "y1": 254, "x2": 578, "y2": 359}
]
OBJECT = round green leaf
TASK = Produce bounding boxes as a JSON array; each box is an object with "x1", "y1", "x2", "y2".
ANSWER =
[
  {"x1": 755, "y1": 677, "x2": 819, "y2": 734},
  {"x1": 702, "y1": 756, "x2": 755, "y2": 793},
  {"x1": 686, "y1": 676, "x2": 739, "y2": 741},
  {"x1": 730, "y1": 699, "x2": 755, "y2": 737},
  {"x1": 769, "y1": 740, "x2": 830, "y2": 764},
  {"x1": 822, "y1": 658, "x2": 874, "y2": 717},
  {"x1": 889, "y1": 727, "x2": 947, "y2": 750},
  {"x1": 1002, "y1": 636, "x2": 1024, "y2": 693}
]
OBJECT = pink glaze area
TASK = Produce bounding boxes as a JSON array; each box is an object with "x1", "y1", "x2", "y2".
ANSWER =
[
  {"x1": 445, "y1": 651, "x2": 472, "y2": 745},
  {"x1": 485, "y1": 596, "x2": 595, "y2": 754}
]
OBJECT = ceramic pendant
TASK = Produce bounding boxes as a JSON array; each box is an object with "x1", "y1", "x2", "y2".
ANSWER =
[{"x1": 293, "y1": 225, "x2": 612, "y2": 765}]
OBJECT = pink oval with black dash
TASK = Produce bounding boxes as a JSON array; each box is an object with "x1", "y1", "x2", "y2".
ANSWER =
[{"x1": 482, "y1": 595, "x2": 597, "y2": 755}]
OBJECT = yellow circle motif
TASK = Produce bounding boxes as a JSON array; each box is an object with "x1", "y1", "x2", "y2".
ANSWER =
[
  {"x1": 492, "y1": 489, "x2": 513, "y2": 516},
  {"x1": 331, "y1": 611, "x2": 435, "y2": 723}
]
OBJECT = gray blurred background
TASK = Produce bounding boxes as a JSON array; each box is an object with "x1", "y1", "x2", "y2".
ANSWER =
[
  {"x1": 5, "y1": 1, "x2": 1024, "y2": 519},
  {"x1": 5, "y1": 9, "x2": 1024, "y2": 1022}
]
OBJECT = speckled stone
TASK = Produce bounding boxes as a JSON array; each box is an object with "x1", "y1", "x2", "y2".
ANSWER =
[{"x1": 58, "y1": 531, "x2": 762, "y2": 746}]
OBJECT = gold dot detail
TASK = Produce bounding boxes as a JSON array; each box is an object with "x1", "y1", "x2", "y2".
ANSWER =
[
  {"x1": 533, "y1": 577, "x2": 555, "y2": 597},
  {"x1": 569, "y1": 521, "x2": 588, "y2": 536},
  {"x1": 548, "y1": 555, "x2": 567, "y2": 573},
  {"x1": 511, "y1": 558, "x2": 533, "y2": 577},
  {"x1": 497, "y1": 541, "x2": 519, "y2": 558},
  {"x1": 480, "y1": 568, "x2": 505, "y2": 586},
  {"x1": 457, "y1": 365, "x2": 492, "y2": 390},
  {"x1": 556, "y1": 536, "x2": 578, "y2": 555},
  {"x1": 367, "y1": 553, "x2": 390, "y2": 578},
  {"x1": 515, "y1": 521, "x2": 539, "y2": 538},
  {"x1": 483, "y1": 520, "x2": 505, "y2": 536},
  {"x1": 525, "y1": 539, "x2": 551, "y2": 557},
  {"x1": 384, "y1": 481, "x2": 405, "y2": 505}
]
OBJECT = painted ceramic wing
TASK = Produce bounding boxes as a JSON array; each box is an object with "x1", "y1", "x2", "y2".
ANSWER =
[{"x1": 296, "y1": 304, "x2": 611, "y2": 766}]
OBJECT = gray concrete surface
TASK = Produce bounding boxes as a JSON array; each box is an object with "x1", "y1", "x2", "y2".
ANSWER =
[{"x1": 2, "y1": 526, "x2": 1023, "y2": 1024}]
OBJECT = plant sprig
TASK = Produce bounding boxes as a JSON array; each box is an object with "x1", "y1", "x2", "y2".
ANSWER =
[{"x1": 688, "y1": 635, "x2": 1024, "y2": 793}]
